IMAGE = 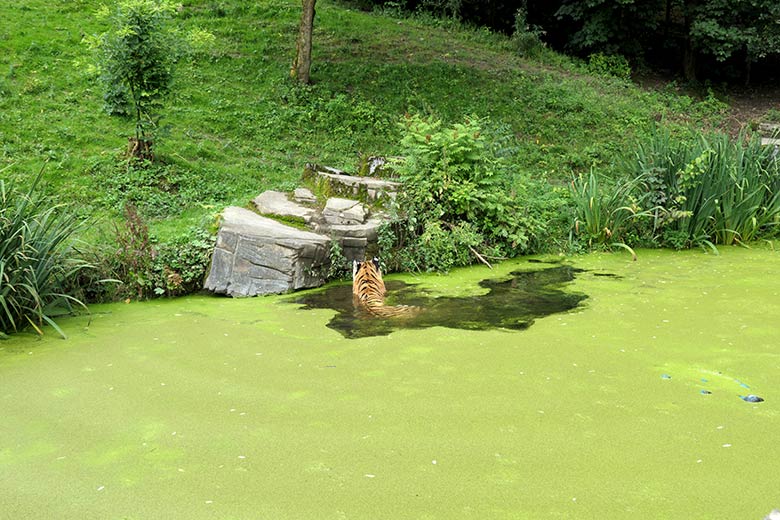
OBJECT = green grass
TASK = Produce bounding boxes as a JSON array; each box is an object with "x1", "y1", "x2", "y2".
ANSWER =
[{"x1": 0, "y1": 0, "x2": 729, "y2": 238}]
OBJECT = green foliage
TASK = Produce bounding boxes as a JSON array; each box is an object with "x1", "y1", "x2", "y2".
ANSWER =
[
  {"x1": 0, "y1": 0, "x2": 760, "y2": 287},
  {"x1": 0, "y1": 0, "x2": 723, "y2": 226},
  {"x1": 556, "y1": 0, "x2": 660, "y2": 58},
  {"x1": 0, "y1": 168, "x2": 89, "y2": 337},
  {"x1": 102, "y1": 204, "x2": 215, "y2": 299},
  {"x1": 384, "y1": 115, "x2": 531, "y2": 271},
  {"x1": 153, "y1": 226, "x2": 215, "y2": 296},
  {"x1": 689, "y1": 1, "x2": 780, "y2": 65},
  {"x1": 88, "y1": 157, "x2": 228, "y2": 219},
  {"x1": 90, "y1": 0, "x2": 179, "y2": 145},
  {"x1": 627, "y1": 129, "x2": 780, "y2": 248},
  {"x1": 555, "y1": 0, "x2": 780, "y2": 82},
  {"x1": 765, "y1": 109, "x2": 780, "y2": 124},
  {"x1": 511, "y1": 7, "x2": 546, "y2": 59},
  {"x1": 587, "y1": 53, "x2": 631, "y2": 81},
  {"x1": 325, "y1": 240, "x2": 352, "y2": 280},
  {"x1": 568, "y1": 170, "x2": 645, "y2": 250}
]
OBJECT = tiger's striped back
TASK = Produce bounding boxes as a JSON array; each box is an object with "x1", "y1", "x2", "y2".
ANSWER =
[{"x1": 352, "y1": 258, "x2": 419, "y2": 319}]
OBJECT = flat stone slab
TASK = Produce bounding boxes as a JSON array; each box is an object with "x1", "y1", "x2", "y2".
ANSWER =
[
  {"x1": 317, "y1": 217, "x2": 384, "y2": 241},
  {"x1": 204, "y1": 206, "x2": 330, "y2": 297},
  {"x1": 293, "y1": 187, "x2": 317, "y2": 204},
  {"x1": 322, "y1": 197, "x2": 368, "y2": 225},
  {"x1": 304, "y1": 163, "x2": 400, "y2": 201},
  {"x1": 253, "y1": 190, "x2": 317, "y2": 223}
]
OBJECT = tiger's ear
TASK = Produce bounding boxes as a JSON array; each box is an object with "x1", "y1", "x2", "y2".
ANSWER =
[
  {"x1": 372, "y1": 257, "x2": 381, "y2": 270},
  {"x1": 353, "y1": 260, "x2": 360, "y2": 277}
]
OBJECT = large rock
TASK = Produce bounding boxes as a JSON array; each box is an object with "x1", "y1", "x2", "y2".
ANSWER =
[
  {"x1": 293, "y1": 187, "x2": 317, "y2": 204},
  {"x1": 204, "y1": 206, "x2": 330, "y2": 297},
  {"x1": 317, "y1": 217, "x2": 386, "y2": 262}
]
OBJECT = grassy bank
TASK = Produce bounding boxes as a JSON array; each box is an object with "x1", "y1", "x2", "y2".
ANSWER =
[{"x1": 0, "y1": 0, "x2": 728, "y2": 229}]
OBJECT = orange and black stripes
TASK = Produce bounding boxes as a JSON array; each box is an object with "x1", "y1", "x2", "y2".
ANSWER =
[{"x1": 352, "y1": 258, "x2": 419, "y2": 319}]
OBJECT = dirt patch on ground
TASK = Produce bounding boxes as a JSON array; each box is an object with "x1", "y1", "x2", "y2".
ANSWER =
[
  {"x1": 725, "y1": 86, "x2": 780, "y2": 131},
  {"x1": 636, "y1": 72, "x2": 780, "y2": 134}
]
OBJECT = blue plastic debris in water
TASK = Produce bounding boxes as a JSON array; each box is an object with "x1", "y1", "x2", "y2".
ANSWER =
[
  {"x1": 740, "y1": 394, "x2": 764, "y2": 403},
  {"x1": 700, "y1": 390, "x2": 712, "y2": 395},
  {"x1": 661, "y1": 374, "x2": 672, "y2": 380}
]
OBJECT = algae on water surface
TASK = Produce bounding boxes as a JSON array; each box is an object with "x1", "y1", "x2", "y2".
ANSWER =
[
  {"x1": 291, "y1": 264, "x2": 589, "y2": 338},
  {"x1": 0, "y1": 248, "x2": 779, "y2": 519}
]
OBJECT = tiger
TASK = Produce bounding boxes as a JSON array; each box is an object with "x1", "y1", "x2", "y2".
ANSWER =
[{"x1": 352, "y1": 258, "x2": 420, "y2": 319}]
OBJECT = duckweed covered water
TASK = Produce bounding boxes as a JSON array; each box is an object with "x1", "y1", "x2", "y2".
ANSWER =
[
  {"x1": 291, "y1": 264, "x2": 588, "y2": 338},
  {"x1": 1, "y1": 248, "x2": 779, "y2": 519}
]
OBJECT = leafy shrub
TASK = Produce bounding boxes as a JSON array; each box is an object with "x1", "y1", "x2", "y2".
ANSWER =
[
  {"x1": 382, "y1": 115, "x2": 532, "y2": 272},
  {"x1": 587, "y1": 53, "x2": 632, "y2": 81},
  {"x1": 325, "y1": 240, "x2": 352, "y2": 280},
  {"x1": 90, "y1": 0, "x2": 180, "y2": 156},
  {"x1": 153, "y1": 226, "x2": 216, "y2": 296},
  {"x1": 0, "y1": 170, "x2": 89, "y2": 337},
  {"x1": 512, "y1": 7, "x2": 546, "y2": 59},
  {"x1": 104, "y1": 204, "x2": 215, "y2": 299}
]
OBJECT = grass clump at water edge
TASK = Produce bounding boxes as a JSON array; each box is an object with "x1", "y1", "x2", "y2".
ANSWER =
[{"x1": 0, "y1": 167, "x2": 91, "y2": 338}]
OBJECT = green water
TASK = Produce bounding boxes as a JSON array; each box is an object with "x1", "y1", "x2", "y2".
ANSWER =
[
  {"x1": 1, "y1": 248, "x2": 779, "y2": 519},
  {"x1": 291, "y1": 264, "x2": 589, "y2": 338}
]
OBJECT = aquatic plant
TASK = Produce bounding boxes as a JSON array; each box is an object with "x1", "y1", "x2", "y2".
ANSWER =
[
  {"x1": 569, "y1": 169, "x2": 643, "y2": 258},
  {"x1": 0, "y1": 168, "x2": 89, "y2": 338},
  {"x1": 629, "y1": 128, "x2": 780, "y2": 248}
]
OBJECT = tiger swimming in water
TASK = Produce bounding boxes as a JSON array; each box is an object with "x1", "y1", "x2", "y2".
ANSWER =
[{"x1": 352, "y1": 258, "x2": 420, "y2": 319}]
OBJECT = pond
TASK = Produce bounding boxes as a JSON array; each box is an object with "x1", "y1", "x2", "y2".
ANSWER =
[{"x1": 1, "y1": 247, "x2": 778, "y2": 519}]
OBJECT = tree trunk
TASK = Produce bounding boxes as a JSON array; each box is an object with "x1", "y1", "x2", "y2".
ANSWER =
[
  {"x1": 682, "y1": 39, "x2": 697, "y2": 81},
  {"x1": 682, "y1": 0, "x2": 698, "y2": 81},
  {"x1": 291, "y1": 0, "x2": 316, "y2": 84}
]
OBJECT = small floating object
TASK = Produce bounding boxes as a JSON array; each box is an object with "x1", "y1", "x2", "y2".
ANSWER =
[
  {"x1": 700, "y1": 390, "x2": 712, "y2": 395},
  {"x1": 701, "y1": 378, "x2": 708, "y2": 383},
  {"x1": 661, "y1": 374, "x2": 672, "y2": 380},
  {"x1": 740, "y1": 394, "x2": 764, "y2": 403}
]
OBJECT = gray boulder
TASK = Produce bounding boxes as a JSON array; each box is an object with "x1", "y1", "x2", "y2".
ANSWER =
[{"x1": 204, "y1": 206, "x2": 330, "y2": 297}]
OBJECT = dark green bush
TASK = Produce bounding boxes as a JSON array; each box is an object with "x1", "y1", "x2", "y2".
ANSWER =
[
  {"x1": 108, "y1": 204, "x2": 215, "y2": 299},
  {"x1": 587, "y1": 53, "x2": 632, "y2": 81}
]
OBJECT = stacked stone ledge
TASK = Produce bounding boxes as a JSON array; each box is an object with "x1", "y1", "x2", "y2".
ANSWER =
[{"x1": 204, "y1": 163, "x2": 399, "y2": 297}]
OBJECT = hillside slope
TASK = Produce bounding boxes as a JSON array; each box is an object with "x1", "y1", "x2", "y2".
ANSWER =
[{"x1": 0, "y1": 0, "x2": 724, "y2": 233}]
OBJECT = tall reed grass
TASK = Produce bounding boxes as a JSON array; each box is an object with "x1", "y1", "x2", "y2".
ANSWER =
[
  {"x1": 0, "y1": 168, "x2": 88, "y2": 338},
  {"x1": 629, "y1": 129, "x2": 780, "y2": 247},
  {"x1": 569, "y1": 170, "x2": 644, "y2": 259}
]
